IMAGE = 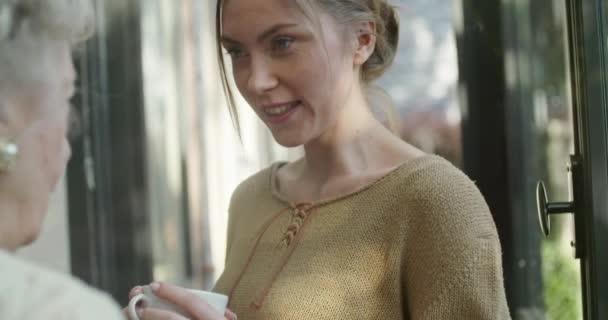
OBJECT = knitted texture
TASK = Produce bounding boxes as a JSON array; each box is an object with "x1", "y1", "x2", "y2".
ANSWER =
[{"x1": 214, "y1": 155, "x2": 511, "y2": 319}]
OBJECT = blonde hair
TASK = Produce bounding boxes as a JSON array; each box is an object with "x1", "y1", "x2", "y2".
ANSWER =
[
  {"x1": 293, "y1": 0, "x2": 399, "y2": 83},
  {"x1": 0, "y1": 0, "x2": 94, "y2": 91},
  {"x1": 216, "y1": 0, "x2": 399, "y2": 134}
]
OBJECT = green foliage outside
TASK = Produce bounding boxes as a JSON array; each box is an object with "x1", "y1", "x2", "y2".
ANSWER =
[{"x1": 541, "y1": 228, "x2": 583, "y2": 320}]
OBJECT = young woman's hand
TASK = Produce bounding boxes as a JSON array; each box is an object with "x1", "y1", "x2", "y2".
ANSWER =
[{"x1": 123, "y1": 282, "x2": 236, "y2": 320}]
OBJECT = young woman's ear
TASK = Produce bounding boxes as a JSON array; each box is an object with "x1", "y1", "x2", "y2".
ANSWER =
[{"x1": 353, "y1": 21, "x2": 377, "y2": 66}]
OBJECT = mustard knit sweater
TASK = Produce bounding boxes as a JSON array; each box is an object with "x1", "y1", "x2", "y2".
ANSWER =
[{"x1": 214, "y1": 155, "x2": 511, "y2": 319}]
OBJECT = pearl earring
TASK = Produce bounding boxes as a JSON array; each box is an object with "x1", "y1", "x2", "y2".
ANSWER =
[{"x1": 0, "y1": 137, "x2": 18, "y2": 172}]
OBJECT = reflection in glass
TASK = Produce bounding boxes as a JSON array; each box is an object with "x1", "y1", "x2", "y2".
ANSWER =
[
  {"x1": 530, "y1": 1, "x2": 583, "y2": 319},
  {"x1": 377, "y1": 0, "x2": 462, "y2": 166}
]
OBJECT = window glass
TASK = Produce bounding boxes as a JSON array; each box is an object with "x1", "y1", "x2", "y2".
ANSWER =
[
  {"x1": 377, "y1": 0, "x2": 462, "y2": 166},
  {"x1": 528, "y1": 1, "x2": 583, "y2": 319}
]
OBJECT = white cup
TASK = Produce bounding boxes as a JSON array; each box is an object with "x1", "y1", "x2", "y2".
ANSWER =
[{"x1": 127, "y1": 286, "x2": 228, "y2": 320}]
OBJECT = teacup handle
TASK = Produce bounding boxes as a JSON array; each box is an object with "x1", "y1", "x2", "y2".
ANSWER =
[{"x1": 127, "y1": 293, "x2": 149, "y2": 320}]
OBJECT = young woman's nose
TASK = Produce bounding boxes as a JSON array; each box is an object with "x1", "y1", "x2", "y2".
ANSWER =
[{"x1": 247, "y1": 56, "x2": 278, "y2": 94}]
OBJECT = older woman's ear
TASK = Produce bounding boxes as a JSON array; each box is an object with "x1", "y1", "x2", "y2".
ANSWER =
[{"x1": 353, "y1": 21, "x2": 377, "y2": 66}]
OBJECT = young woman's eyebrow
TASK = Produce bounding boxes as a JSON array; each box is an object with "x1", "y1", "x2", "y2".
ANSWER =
[{"x1": 221, "y1": 23, "x2": 299, "y2": 45}]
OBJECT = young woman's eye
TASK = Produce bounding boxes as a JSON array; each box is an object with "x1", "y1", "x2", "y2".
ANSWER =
[{"x1": 272, "y1": 37, "x2": 294, "y2": 51}]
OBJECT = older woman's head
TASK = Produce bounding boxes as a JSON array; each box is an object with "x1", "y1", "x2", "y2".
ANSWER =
[{"x1": 0, "y1": 0, "x2": 93, "y2": 251}]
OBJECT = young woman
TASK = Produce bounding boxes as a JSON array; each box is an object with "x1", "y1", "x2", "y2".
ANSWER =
[
  {"x1": 129, "y1": 0, "x2": 511, "y2": 319},
  {"x1": 0, "y1": 0, "x2": 123, "y2": 319}
]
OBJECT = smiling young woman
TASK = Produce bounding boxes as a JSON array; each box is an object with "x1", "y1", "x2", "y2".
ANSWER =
[
  {"x1": 125, "y1": 0, "x2": 511, "y2": 319},
  {"x1": 213, "y1": 1, "x2": 511, "y2": 319}
]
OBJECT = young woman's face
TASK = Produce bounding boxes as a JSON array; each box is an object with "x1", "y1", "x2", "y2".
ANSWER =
[
  {"x1": 221, "y1": 0, "x2": 358, "y2": 147},
  {"x1": 0, "y1": 43, "x2": 74, "y2": 247}
]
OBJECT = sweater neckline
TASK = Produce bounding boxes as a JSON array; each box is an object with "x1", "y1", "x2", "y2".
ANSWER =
[{"x1": 269, "y1": 154, "x2": 438, "y2": 208}]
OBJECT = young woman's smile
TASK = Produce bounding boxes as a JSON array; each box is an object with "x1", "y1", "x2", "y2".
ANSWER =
[{"x1": 260, "y1": 100, "x2": 303, "y2": 124}]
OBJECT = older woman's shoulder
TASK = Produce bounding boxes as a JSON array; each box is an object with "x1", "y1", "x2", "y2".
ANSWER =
[{"x1": 0, "y1": 251, "x2": 123, "y2": 319}]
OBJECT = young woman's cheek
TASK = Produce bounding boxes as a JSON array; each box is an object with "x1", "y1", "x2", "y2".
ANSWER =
[{"x1": 232, "y1": 62, "x2": 252, "y2": 99}]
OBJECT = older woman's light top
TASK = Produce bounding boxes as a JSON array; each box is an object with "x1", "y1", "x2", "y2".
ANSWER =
[{"x1": 0, "y1": 250, "x2": 124, "y2": 319}]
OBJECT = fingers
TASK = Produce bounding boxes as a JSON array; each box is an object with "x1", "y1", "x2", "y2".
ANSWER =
[
  {"x1": 129, "y1": 285, "x2": 144, "y2": 299},
  {"x1": 149, "y1": 282, "x2": 224, "y2": 320},
  {"x1": 140, "y1": 308, "x2": 189, "y2": 320},
  {"x1": 224, "y1": 309, "x2": 238, "y2": 320}
]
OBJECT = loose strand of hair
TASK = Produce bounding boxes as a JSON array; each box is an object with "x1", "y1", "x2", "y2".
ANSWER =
[{"x1": 216, "y1": 0, "x2": 242, "y2": 140}]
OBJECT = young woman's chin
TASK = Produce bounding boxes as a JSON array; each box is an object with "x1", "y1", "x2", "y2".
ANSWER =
[
  {"x1": 268, "y1": 127, "x2": 311, "y2": 148},
  {"x1": 272, "y1": 135, "x2": 305, "y2": 148}
]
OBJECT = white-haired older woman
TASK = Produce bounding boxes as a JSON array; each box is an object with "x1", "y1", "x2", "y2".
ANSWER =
[{"x1": 0, "y1": 0, "x2": 123, "y2": 318}]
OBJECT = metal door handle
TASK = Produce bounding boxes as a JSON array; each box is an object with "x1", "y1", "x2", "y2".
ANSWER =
[
  {"x1": 535, "y1": 155, "x2": 585, "y2": 258},
  {"x1": 536, "y1": 180, "x2": 575, "y2": 236}
]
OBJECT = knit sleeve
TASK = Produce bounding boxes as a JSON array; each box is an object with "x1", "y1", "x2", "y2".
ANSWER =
[{"x1": 401, "y1": 160, "x2": 511, "y2": 319}]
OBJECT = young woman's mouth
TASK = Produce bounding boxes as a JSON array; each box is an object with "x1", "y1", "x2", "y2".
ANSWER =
[{"x1": 262, "y1": 101, "x2": 301, "y2": 124}]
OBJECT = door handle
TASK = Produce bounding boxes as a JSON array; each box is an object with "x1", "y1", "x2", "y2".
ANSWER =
[
  {"x1": 536, "y1": 180, "x2": 575, "y2": 236},
  {"x1": 535, "y1": 154, "x2": 585, "y2": 258}
]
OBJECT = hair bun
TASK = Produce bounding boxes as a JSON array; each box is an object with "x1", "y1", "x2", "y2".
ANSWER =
[
  {"x1": 362, "y1": 1, "x2": 399, "y2": 82},
  {"x1": 379, "y1": 1, "x2": 399, "y2": 54}
]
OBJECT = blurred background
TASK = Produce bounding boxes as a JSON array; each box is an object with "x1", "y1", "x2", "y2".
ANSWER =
[{"x1": 17, "y1": 0, "x2": 606, "y2": 319}]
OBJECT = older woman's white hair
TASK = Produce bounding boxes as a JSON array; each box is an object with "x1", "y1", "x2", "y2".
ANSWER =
[
  {"x1": 0, "y1": 0, "x2": 94, "y2": 90},
  {"x1": 0, "y1": 0, "x2": 93, "y2": 171}
]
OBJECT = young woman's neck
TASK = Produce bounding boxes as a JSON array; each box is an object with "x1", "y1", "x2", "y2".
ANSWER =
[{"x1": 302, "y1": 89, "x2": 399, "y2": 180}]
